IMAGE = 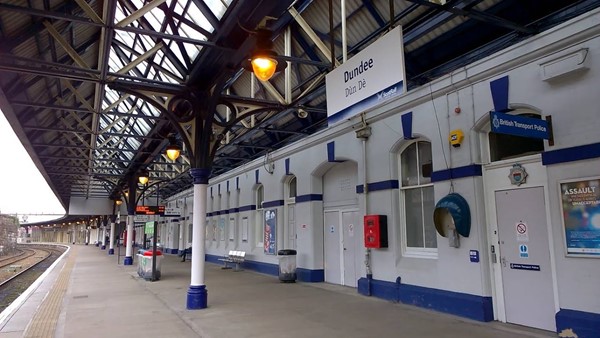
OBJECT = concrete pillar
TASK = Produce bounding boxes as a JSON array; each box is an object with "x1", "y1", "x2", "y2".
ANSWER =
[
  {"x1": 187, "y1": 168, "x2": 209, "y2": 309},
  {"x1": 124, "y1": 183, "x2": 136, "y2": 265},
  {"x1": 109, "y1": 214, "x2": 116, "y2": 255}
]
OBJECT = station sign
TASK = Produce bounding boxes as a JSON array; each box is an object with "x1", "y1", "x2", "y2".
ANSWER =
[
  {"x1": 164, "y1": 206, "x2": 181, "y2": 217},
  {"x1": 326, "y1": 26, "x2": 405, "y2": 125},
  {"x1": 135, "y1": 205, "x2": 165, "y2": 215},
  {"x1": 490, "y1": 111, "x2": 550, "y2": 139},
  {"x1": 134, "y1": 215, "x2": 151, "y2": 223}
]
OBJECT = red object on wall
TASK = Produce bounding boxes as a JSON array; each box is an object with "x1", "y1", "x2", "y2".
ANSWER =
[
  {"x1": 123, "y1": 230, "x2": 136, "y2": 245},
  {"x1": 364, "y1": 215, "x2": 388, "y2": 248}
]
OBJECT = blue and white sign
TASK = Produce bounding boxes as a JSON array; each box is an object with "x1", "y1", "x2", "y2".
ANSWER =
[
  {"x1": 469, "y1": 250, "x2": 480, "y2": 263},
  {"x1": 490, "y1": 111, "x2": 550, "y2": 139},
  {"x1": 326, "y1": 26, "x2": 405, "y2": 125},
  {"x1": 519, "y1": 244, "x2": 529, "y2": 258},
  {"x1": 510, "y1": 263, "x2": 540, "y2": 271}
]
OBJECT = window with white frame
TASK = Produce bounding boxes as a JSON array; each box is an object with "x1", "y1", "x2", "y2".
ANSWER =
[
  {"x1": 287, "y1": 176, "x2": 297, "y2": 201},
  {"x1": 255, "y1": 184, "x2": 264, "y2": 248},
  {"x1": 399, "y1": 140, "x2": 437, "y2": 257}
]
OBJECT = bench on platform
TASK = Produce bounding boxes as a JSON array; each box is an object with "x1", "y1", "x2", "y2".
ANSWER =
[
  {"x1": 217, "y1": 250, "x2": 246, "y2": 271},
  {"x1": 178, "y1": 247, "x2": 191, "y2": 261}
]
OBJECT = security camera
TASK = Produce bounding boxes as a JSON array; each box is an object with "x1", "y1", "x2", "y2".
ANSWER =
[{"x1": 297, "y1": 108, "x2": 308, "y2": 119}]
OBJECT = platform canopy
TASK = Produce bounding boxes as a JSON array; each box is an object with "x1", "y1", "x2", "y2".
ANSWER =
[{"x1": 0, "y1": 0, "x2": 596, "y2": 214}]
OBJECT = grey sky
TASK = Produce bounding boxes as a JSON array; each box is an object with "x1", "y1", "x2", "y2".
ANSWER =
[{"x1": 0, "y1": 109, "x2": 65, "y2": 223}]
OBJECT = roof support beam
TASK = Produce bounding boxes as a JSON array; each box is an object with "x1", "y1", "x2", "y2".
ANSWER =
[
  {"x1": 73, "y1": 0, "x2": 104, "y2": 24},
  {"x1": 116, "y1": 0, "x2": 167, "y2": 28},
  {"x1": 109, "y1": 41, "x2": 164, "y2": 80},
  {"x1": 289, "y1": 7, "x2": 340, "y2": 67},
  {"x1": 42, "y1": 21, "x2": 91, "y2": 70}
]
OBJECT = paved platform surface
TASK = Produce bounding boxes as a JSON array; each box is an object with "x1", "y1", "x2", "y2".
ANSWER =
[{"x1": 0, "y1": 245, "x2": 556, "y2": 338}]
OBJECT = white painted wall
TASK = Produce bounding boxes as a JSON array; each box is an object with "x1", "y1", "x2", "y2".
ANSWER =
[{"x1": 165, "y1": 10, "x2": 600, "y2": 316}]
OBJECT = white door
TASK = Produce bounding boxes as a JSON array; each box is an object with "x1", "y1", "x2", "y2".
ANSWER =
[
  {"x1": 495, "y1": 187, "x2": 555, "y2": 331},
  {"x1": 324, "y1": 210, "x2": 341, "y2": 285},
  {"x1": 286, "y1": 204, "x2": 296, "y2": 249},
  {"x1": 342, "y1": 210, "x2": 360, "y2": 287},
  {"x1": 324, "y1": 209, "x2": 360, "y2": 286}
]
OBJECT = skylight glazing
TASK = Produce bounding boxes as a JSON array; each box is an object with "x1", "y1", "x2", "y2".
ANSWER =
[{"x1": 95, "y1": 0, "x2": 231, "y2": 185}]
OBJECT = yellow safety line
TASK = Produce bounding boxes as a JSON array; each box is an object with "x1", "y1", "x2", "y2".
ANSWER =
[{"x1": 23, "y1": 247, "x2": 76, "y2": 338}]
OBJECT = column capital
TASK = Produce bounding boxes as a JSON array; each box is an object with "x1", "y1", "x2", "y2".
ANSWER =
[{"x1": 190, "y1": 168, "x2": 211, "y2": 184}]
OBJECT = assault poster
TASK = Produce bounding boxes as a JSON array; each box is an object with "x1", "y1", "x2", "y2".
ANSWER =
[
  {"x1": 264, "y1": 209, "x2": 277, "y2": 255},
  {"x1": 560, "y1": 178, "x2": 600, "y2": 257}
]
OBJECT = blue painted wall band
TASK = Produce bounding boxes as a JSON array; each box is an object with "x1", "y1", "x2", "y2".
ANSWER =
[
  {"x1": 262, "y1": 200, "x2": 285, "y2": 208},
  {"x1": 431, "y1": 164, "x2": 482, "y2": 182},
  {"x1": 490, "y1": 75, "x2": 510, "y2": 112},
  {"x1": 295, "y1": 194, "x2": 323, "y2": 203},
  {"x1": 327, "y1": 141, "x2": 335, "y2": 162},
  {"x1": 357, "y1": 277, "x2": 493, "y2": 322},
  {"x1": 401, "y1": 112, "x2": 413, "y2": 140},
  {"x1": 238, "y1": 205, "x2": 257, "y2": 212},
  {"x1": 556, "y1": 308, "x2": 600, "y2": 337},
  {"x1": 356, "y1": 180, "x2": 399, "y2": 193},
  {"x1": 542, "y1": 142, "x2": 600, "y2": 165},
  {"x1": 205, "y1": 254, "x2": 323, "y2": 282}
]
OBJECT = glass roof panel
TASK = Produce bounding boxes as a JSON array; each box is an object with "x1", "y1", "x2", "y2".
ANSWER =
[
  {"x1": 183, "y1": 5, "x2": 212, "y2": 34},
  {"x1": 204, "y1": 0, "x2": 229, "y2": 20},
  {"x1": 145, "y1": 8, "x2": 163, "y2": 32},
  {"x1": 100, "y1": 0, "x2": 233, "y2": 177},
  {"x1": 109, "y1": 0, "x2": 232, "y2": 83},
  {"x1": 127, "y1": 137, "x2": 141, "y2": 150},
  {"x1": 134, "y1": 118, "x2": 151, "y2": 135}
]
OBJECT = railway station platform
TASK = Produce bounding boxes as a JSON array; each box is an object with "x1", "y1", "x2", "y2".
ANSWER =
[{"x1": 0, "y1": 245, "x2": 555, "y2": 338}]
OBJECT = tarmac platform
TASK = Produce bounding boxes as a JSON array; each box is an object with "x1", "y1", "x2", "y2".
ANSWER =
[{"x1": 0, "y1": 245, "x2": 555, "y2": 338}]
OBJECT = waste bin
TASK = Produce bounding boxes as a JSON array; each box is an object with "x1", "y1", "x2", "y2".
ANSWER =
[
  {"x1": 137, "y1": 249, "x2": 163, "y2": 280},
  {"x1": 277, "y1": 249, "x2": 297, "y2": 282}
]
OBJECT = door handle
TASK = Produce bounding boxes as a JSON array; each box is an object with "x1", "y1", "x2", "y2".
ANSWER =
[{"x1": 500, "y1": 256, "x2": 507, "y2": 267}]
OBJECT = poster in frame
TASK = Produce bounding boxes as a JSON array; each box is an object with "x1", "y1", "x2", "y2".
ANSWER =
[
  {"x1": 264, "y1": 209, "x2": 277, "y2": 255},
  {"x1": 559, "y1": 176, "x2": 600, "y2": 257}
]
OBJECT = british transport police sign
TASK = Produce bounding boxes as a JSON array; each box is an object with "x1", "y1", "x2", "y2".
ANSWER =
[
  {"x1": 326, "y1": 26, "x2": 406, "y2": 125},
  {"x1": 490, "y1": 111, "x2": 551, "y2": 139}
]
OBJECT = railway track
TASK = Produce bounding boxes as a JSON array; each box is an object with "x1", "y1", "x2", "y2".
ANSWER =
[{"x1": 0, "y1": 244, "x2": 66, "y2": 313}]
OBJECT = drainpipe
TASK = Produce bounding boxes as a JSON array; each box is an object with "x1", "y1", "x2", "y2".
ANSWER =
[{"x1": 355, "y1": 113, "x2": 372, "y2": 295}]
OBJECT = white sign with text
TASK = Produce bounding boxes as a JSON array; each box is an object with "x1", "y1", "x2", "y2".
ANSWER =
[{"x1": 326, "y1": 26, "x2": 405, "y2": 125}]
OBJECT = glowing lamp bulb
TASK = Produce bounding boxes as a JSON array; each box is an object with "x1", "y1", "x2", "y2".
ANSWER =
[
  {"x1": 251, "y1": 57, "x2": 277, "y2": 82},
  {"x1": 166, "y1": 146, "x2": 180, "y2": 161},
  {"x1": 138, "y1": 175, "x2": 149, "y2": 185}
]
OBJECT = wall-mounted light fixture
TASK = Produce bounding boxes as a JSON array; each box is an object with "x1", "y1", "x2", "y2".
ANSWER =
[
  {"x1": 243, "y1": 29, "x2": 287, "y2": 82},
  {"x1": 166, "y1": 135, "x2": 181, "y2": 161}
]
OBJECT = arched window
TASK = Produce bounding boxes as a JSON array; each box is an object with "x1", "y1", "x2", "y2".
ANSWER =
[
  {"x1": 399, "y1": 140, "x2": 437, "y2": 256},
  {"x1": 288, "y1": 176, "x2": 297, "y2": 200},
  {"x1": 488, "y1": 112, "x2": 545, "y2": 161}
]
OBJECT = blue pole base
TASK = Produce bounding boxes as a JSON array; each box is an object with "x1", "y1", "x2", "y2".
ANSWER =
[
  {"x1": 108, "y1": 248, "x2": 114, "y2": 255},
  {"x1": 95, "y1": 242, "x2": 99, "y2": 247},
  {"x1": 124, "y1": 256, "x2": 133, "y2": 265},
  {"x1": 186, "y1": 285, "x2": 208, "y2": 309},
  {"x1": 101, "y1": 245, "x2": 106, "y2": 250}
]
